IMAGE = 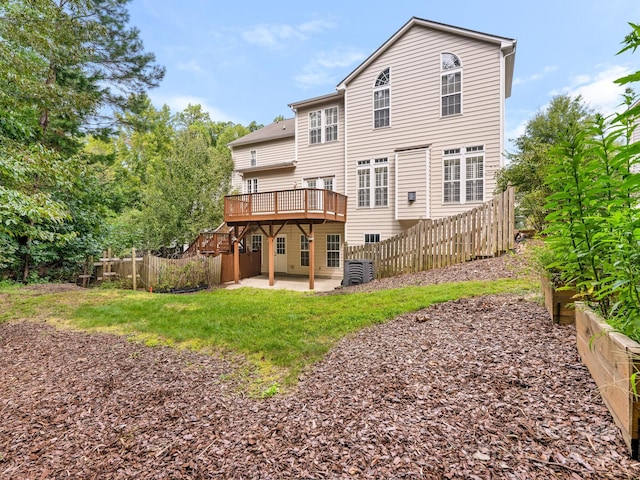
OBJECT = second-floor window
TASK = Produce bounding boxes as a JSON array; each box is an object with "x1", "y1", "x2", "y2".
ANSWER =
[
  {"x1": 250, "y1": 150, "x2": 257, "y2": 167},
  {"x1": 303, "y1": 176, "x2": 334, "y2": 190},
  {"x1": 357, "y1": 158, "x2": 388, "y2": 208},
  {"x1": 443, "y1": 145, "x2": 485, "y2": 203},
  {"x1": 441, "y1": 53, "x2": 462, "y2": 116},
  {"x1": 373, "y1": 67, "x2": 390, "y2": 128},
  {"x1": 309, "y1": 107, "x2": 339, "y2": 144},
  {"x1": 245, "y1": 178, "x2": 258, "y2": 194}
]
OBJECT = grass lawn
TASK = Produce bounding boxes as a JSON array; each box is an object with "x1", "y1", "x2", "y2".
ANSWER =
[{"x1": 0, "y1": 277, "x2": 537, "y2": 394}]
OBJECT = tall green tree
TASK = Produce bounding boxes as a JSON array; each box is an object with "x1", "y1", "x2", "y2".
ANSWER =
[
  {"x1": 0, "y1": 0, "x2": 163, "y2": 280},
  {"x1": 496, "y1": 95, "x2": 593, "y2": 231}
]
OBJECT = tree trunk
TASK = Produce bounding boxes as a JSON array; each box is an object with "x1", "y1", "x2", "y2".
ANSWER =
[{"x1": 39, "y1": 64, "x2": 57, "y2": 136}]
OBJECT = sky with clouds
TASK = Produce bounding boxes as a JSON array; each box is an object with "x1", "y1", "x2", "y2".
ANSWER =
[{"x1": 128, "y1": 0, "x2": 640, "y2": 152}]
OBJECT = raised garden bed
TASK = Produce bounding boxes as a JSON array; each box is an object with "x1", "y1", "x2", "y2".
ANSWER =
[
  {"x1": 575, "y1": 302, "x2": 640, "y2": 459},
  {"x1": 541, "y1": 273, "x2": 577, "y2": 325}
]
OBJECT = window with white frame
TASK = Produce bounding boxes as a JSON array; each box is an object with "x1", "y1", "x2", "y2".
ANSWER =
[
  {"x1": 325, "y1": 107, "x2": 338, "y2": 142},
  {"x1": 465, "y1": 146, "x2": 484, "y2": 202},
  {"x1": 303, "y1": 176, "x2": 335, "y2": 190},
  {"x1": 442, "y1": 145, "x2": 485, "y2": 203},
  {"x1": 364, "y1": 233, "x2": 381, "y2": 244},
  {"x1": 300, "y1": 235, "x2": 310, "y2": 267},
  {"x1": 309, "y1": 107, "x2": 339, "y2": 144},
  {"x1": 357, "y1": 161, "x2": 371, "y2": 207},
  {"x1": 441, "y1": 53, "x2": 462, "y2": 117},
  {"x1": 250, "y1": 150, "x2": 257, "y2": 167},
  {"x1": 326, "y1": 234, "x2": 340, "y2": 268},
  {"x1": 245, "y1": 178, "x2": 258, "y2": 194},
  {"x1": 309, "y1": 110, "x2": 321, "y2": 144},
  {"x1": 357, "y1": 158, "x2": 388, "y2": 208},
  {"x1": 373, "y1": 68, "x2": 390, "y2": 128},
  {"x1": 251, "y1": 234, "x2": 263, "y2": 252}
]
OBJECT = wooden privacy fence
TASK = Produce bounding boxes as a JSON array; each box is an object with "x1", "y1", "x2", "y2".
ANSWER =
[
  {"x1": 345, "y1": 187, "x2": 515, "y2": 279},
  {"x1": 92, "y1": 251, "x2": 222, "y2": 290}
]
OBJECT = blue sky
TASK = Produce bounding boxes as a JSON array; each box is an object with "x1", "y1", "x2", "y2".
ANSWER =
[{"x1": 128, "y1": 0, "x2": 640, "y2": 152}]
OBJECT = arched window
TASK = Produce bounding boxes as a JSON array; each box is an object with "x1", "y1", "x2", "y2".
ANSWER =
[
  {"x1": 373, "y1": 68, "x2": 390, "y2": 128},
  {"x1": 441, "y1": 53, "x2": 462, "y2": 116}
]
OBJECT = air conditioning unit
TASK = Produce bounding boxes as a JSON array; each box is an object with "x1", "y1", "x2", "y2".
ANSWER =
[{"x1": 342, "y1": 259, "x2": 375, "y2": 286}]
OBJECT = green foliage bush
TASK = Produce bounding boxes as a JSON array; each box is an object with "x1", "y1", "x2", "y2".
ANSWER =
[{"x1": 543, "y1": 25, "x2": 640, "y2": 339}]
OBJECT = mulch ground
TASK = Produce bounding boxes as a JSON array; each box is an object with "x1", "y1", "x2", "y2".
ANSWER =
[{"x1": 1, "y1": 247, "x2": 639, "y2": 479}]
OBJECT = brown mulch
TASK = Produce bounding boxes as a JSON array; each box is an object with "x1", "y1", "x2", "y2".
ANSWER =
[{"x1": 1, "y1": 248, "x2": 639, "y2": 479}]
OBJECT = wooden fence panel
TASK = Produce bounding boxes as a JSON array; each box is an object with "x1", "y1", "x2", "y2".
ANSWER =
[
  {"x1": 345, "y1": 187, "x2": 515, "y2": 279},
  {"x1": 93, "y1": 253, "x2": 221, "y2": 290}
]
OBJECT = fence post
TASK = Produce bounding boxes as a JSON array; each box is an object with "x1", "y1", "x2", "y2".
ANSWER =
[{"x1": 132, "y1": 247, "x2": 137, "y2": 291}]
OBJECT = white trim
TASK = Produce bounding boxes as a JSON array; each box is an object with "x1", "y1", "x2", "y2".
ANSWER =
[
  {"x1": 343, "y1": 89, "x2": 349, "y2": 242},
  {"x1": 394, "y1": 152, "x2": 399, "y2": 220},
  {"x1": 425, "y1": 149, "x2": 431, "y2": 218},
  {"x1": 294, "y1": 110, "x2": 299, "y2": 163},
  {"x1": 499, "y1": 49, "x2": 506, "y2": 168}
]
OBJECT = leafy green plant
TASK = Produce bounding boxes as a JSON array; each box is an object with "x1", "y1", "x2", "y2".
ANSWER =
[{"x1": 542, "y1": 50, "x2": 640, "y2": 340}]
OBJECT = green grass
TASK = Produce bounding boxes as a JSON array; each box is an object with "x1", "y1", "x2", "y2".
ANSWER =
[{"x1": 0, "y1": 277, "x2": 537, "y2": 392}]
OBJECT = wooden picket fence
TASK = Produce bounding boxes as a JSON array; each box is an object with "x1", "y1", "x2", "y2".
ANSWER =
[
  {"x1": 345, "y1": 187, "x2": 515, "y2": 279},
  {"x1": 91, "y1": 250, "x2": 222, "y2": 290}
]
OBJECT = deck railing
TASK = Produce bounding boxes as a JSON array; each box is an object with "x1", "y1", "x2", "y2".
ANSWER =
[{"x1": 224, "y1": 188, "x2": 347, "y2": 223}]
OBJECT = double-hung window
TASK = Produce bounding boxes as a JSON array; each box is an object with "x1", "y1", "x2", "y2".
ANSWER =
[
  {"x1": 251, "y1": 234, "x2": 262, "y2": 252},
  {"x1": 441, "y1": 53, "x2": 462, "y2": 116},
  {"x1": 300, "y1": 235, "x2": 310, "y2": 267},
  {"x1": 303, "y1": 176, "x2": 335, "y2": 191},
  {"x1": 309, "y1": 110, "x2": 321, "y2": 144},
  {"x1": 373, "y1": 68, "x2": 390, "y2": 128},
  {"x1": 357, "y1": 158, "x2": 388, "y2": 208},
  {"x1": 443, "y1": 145, "x2": 485, "y2": 203},
  {"x1": 245, "y1": 178, "x2": 258, "y2": 194},
  {"x1": 326, "y1": 234, "x2": 340, "y2": 268},
  {"x1": 250, "y1": 150, "x2": 257, "y2": 167},
  {"x1": 309, "y1": 107, "x2": 339, "y2": 144}
]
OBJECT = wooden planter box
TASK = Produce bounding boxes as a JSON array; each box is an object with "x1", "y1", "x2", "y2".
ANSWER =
[
  {"x1": 575, "y1": 302, "x2": 640, "y2": 459},
  {"x1": 541, "y1": 274, "x2": 577, "y2": 325}
]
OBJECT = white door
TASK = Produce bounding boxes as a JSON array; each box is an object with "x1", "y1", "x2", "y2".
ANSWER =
[{"x1": 275, "y1": 235, "x2": 287, "y2": 273}]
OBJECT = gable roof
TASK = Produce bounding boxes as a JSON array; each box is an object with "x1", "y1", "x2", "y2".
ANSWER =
[
  {"x1": 336, "y1": 16, "x2": 517, "y2": 98},
  {"x1": 228, "y1": 118, "x2": 295, "y2": 147}
]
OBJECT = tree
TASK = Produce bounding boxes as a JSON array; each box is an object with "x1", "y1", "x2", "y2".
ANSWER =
[
  {"x1": 139, "y1": 127, "x2": 233, "y2": 249},
  {"x1": 496, "y1": 95, "x2": 593, "y2": 231},
  {"x1": 0, "y1": 0, "x2": 164, "y2": 280}
]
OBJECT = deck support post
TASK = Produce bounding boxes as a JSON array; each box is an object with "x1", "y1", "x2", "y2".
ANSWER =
[
  {"x1": 308, "y1": 224, "x2": 315, "y2": 290},
  {"x1": 268, "y1": 234, "x2": 275, "y2": 286},
  {"x1": 233, "y1": 228, "x2": 240, "y2": 284}
]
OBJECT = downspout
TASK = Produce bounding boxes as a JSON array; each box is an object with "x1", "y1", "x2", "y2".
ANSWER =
[
  {"x1": 500, "y1": 43, "x2": 517, "y2": 169},
  {"x1": 343, "y1": 88, "x2": 349, "y2": 244}
]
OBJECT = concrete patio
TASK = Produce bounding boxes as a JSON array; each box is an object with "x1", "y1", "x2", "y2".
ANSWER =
[{"x1": 223, "y1": 274, "x2": 342, "y2": 292}]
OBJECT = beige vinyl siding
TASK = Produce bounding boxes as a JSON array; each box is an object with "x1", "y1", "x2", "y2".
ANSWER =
[
  {"x1": 231, "y1": 137, "x2": 296, "y2": 192},
  {"x1": 246, "y1": 223, "x2": 344, "y2": 279},
  {"x1": 396, "y1": 148, "x2": 429, "y2": 220},
  {"x1": 345, "y1": 25, "x2": 504, "y2": 243},
  {"x1": 295, "y1": 101, "x2": 345, "y2": 193}
]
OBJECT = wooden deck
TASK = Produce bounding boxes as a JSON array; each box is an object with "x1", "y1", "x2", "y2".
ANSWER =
[{"x1": 224, "y1": 189, "x2": 347, "y2": 225}]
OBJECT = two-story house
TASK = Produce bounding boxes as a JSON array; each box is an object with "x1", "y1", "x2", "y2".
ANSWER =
[{"x1": 226, "y1": 17, "x2": 516, "y2": 286}]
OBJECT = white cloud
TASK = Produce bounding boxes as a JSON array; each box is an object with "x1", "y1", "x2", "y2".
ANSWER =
[
  {"x1": 241, "y1": 20, "x2": 336, "y2": 50},
  {"x1": 552, "y1": 64, "x2": 632, "y2": 115},
  {"x1": 294, "y1": 48, "x2": 365, "y2": 88},
  {"x1": 149, "y1": 94, "x2": 239, "y2": 123},
  {"x1": 513, "y1": 65, "x2": 557, "y2": 86}
]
